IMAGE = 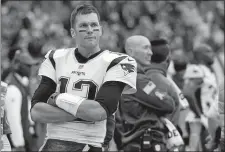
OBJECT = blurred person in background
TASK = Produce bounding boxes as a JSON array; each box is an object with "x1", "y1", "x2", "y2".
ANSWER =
[
  {"x1": 183, "y1": 65, "x2": 207, "y2": 151},
  {"x1": 170, "y1": 49, "x2": 190, "y2": 144},
  {"x1": 218, "y1": 82, "x2": 224, "y2": 151},
  {"x1": 183, "y1": 63, "x2": 220, "y2": 151},
  {"x1": 193, "y1": 44, "x2": 220, "y2": 151},
  {"x1": 114, "y1": 35, "x2": 180, "y2": 152},
  {"x1": 1, "y1": 47, "x2": 20, "y2": 151},
  {"x1": 1, "y1": 81, "x2": 11, "y2": 151},
  {"x1": 30, "y1": 4, "x2": 137, "y2": 152},
  {"x1": 171, "y1": 49, "x2": 188, "y2": 90},
  {"x1": 4, "y1": 50, "x2": 40, "y2": 151}
]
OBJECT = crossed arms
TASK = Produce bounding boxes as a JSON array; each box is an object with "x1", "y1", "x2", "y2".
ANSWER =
[{"x1": 30, "y1": 76, "x2": 125, "y2": 123}]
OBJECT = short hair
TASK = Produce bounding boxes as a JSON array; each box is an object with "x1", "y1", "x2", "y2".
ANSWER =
[
  {"x1": 70, "y1": 4, "x2": 100, "y2": 28},
  {"x1": 151, "y1": 39, "x2": 168, "y2": 46},
  {"x1": 150, "y1": 39, "x2": 170, "y2": 63}
]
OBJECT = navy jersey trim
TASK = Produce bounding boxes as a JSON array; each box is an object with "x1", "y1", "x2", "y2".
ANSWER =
[
  {"x1": 49, "y1": 50, "x2": 56, "y2": 69},
  {"x1": 106, "y1": 56, "x2": 127, "y2": 72},
  {"x1": 74, "y1": 48, "x2": 105, "y2": 63}
]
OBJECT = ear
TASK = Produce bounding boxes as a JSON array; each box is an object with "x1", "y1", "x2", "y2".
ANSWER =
[
  {"x1": 127, "y1": 48, "x2": 134, "y2": 57},
  {"x1": 70, "y1": 28, "x2": 76, "y2": 38}
]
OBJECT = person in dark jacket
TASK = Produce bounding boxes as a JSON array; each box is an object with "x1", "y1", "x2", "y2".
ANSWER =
[
  {"x1": 171, "y1": 49, "x2": 188, "y2": 90},
  {"x1": 144, "y1": 39, "x2": 181, "y2": 127},
  {"x1": 114, "y1": 35, "x2": 176, "y2": 152}
]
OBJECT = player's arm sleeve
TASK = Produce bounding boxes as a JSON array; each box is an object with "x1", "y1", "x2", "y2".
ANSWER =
[
  {"x1": 38, "y1": 50, "x2": 57, "y2": 83},
  {"x1": 31, "y1": 76, "x2": 57, "y2": 109},
  {"x1": 103, "y1": 56, "x2": 137, "y2": 95},
  {"x1": 95, "y1": 81, "x2": 126, "y2": 116}
]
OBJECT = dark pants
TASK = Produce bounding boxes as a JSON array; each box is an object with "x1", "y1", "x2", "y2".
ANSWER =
[{"x1": 40, "y1": 139, "x2": 102, "y2": 152}]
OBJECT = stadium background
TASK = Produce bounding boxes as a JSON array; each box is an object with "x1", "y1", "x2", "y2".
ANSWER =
[{"x1": 1, "y1": 0, "x2": 224, "y2": 87}]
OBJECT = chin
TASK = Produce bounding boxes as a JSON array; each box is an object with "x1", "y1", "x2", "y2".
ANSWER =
[{"x1": 85, "y1": 43, "x2": 97, "y2": 48}]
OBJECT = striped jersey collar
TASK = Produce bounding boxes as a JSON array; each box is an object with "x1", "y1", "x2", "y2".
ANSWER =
[{"x1": 74, "y1": 48, "x2": 104, "y2": 63}]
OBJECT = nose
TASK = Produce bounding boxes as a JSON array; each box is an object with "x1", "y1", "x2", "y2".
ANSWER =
[
  {"x1": 148, "y1": 49, "x2": 153, "y2": 56},
  {"x1": 86, "y1": 25, "x2": 93, "y2": 33}
]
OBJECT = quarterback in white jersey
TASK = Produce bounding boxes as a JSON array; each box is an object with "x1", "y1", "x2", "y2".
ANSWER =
[
  {"x1": 30, "y1": 4, "x2": 137, "y2": 152},
  {"x1": 39, "y1": 48, "x2": 136, "y2": 146}
]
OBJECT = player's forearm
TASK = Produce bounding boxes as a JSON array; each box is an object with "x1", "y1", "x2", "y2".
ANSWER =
[
  {"x1": 54, "y1": 93, "x2": 108, "y2": 121},
  {"x1": 31, "y1": 102, "x2": 76, "y2": 123},
  {"x1": 76, "y1": 99, "x2": 107, "y2": 121}
]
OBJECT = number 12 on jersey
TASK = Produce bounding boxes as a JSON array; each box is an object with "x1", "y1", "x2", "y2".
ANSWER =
[{"x1": 58, "y1": 77, "x2": 98, "y2": 100}]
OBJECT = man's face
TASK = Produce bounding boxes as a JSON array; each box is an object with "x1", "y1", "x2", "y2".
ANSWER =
[
  {"x1": 71, "y1": 13, "x2": 102, "y2": 49},
  {"x1": 134, "y1": 39, "x2": 152, "y2": 66},
  {"x1": 17, "y1": 63, "x2": 32, "y2": 78},
  {"x1": 195, "y1": 46, "x2": 215, "y2": 66}
]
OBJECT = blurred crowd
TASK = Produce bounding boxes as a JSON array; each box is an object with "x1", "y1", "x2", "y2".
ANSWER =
[{"x1": 1, "y1": 1, "x2": 224, "y2": 72}]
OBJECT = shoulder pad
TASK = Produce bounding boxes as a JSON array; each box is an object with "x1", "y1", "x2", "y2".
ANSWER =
[
  {"x1": 44, "y1": 48, "x2": 74, "y2": 59},
  {"x1": 103, "y1": 50, "x2": 129, "y2": 63}
]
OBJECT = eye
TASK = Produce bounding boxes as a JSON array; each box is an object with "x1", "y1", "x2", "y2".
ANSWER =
[
  {"x1": 91, "y1": 23, "x2": 98, "y2": 27},
  {"x1": 80, "y1": 23, "x2": 88, "y2": 28},
  {"x1": 144, "y1": 45, "x2": 150, "y2": 49}
]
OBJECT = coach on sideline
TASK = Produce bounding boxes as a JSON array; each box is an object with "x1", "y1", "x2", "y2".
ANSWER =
[{"x1": 114, "y1": 35, "x2": 176, "y2": 152}]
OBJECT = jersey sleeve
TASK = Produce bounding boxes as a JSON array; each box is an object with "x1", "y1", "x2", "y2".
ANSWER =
[
  {"x1": 38, "y1": 50, "x2": 56, "y2": 83},
  {"x1": 103, "y1": 56, "x2": 137, "y2": 94}
]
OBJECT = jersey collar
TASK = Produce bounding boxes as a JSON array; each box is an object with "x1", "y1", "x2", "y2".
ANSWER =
[{"x1": 74, "y1": 48, "x2": 104, "y2": 63}]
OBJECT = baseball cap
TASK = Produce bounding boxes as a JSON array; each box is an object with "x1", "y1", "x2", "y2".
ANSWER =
[{"x1": 150, "y1": 39, "x2": 170, "y2": 63}]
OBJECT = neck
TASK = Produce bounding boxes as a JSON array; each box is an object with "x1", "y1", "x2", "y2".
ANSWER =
[
  {"x1": 137, "y1": 62, "x2": 146, "y2": 74},
  {"x1": 77, "y1": 45, "x2": 100, "y2": 58}
]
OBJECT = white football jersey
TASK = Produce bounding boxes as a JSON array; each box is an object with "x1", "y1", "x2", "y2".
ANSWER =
[
  {"x1": 198, "y1": 64, "x2": 218, "y2": 115},
  {"x1": 38, "y1": 48, "x2": 137, "y2": 147}
]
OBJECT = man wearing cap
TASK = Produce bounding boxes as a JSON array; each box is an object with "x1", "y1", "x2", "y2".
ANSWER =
[
  {"x1": 4, "y1": 50, "x2": 40, "y2": 151},
  {"x1": 145, "y1": 39, "x2": 183, "y2": 125},
  {"x1": 144, "y1": 39, "x2": 187, "y2": 151}
]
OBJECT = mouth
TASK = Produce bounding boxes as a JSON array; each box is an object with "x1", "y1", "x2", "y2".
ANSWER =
[
  {"x1": 85, "y1": 36, "x2": 96, "y2": 40},
  {"x1": 146, "y1": 55, "x2": 152, "y2": 61}
]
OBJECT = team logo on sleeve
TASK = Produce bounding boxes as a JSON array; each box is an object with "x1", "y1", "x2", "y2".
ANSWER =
[
  {"x1": 120, "y1": 63, "x2": 135, "y2": 76},
  {"x1": 155, "y1": 90, "x2": 166, "y2": 100}
]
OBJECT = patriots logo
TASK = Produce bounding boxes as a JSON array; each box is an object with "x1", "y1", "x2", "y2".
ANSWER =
[
  {"x1": 120, "y1": 63, "x2": 135, "y2": 76},
  {"x1": 155, "y1": 90, "x2": 166, "y2": 100}
]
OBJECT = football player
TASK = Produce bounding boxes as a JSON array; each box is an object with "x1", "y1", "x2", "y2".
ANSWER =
[
  {"x1": 30, "y1": 4, "x2": 137, "y2": 152},
  {"x1": 183, "y1": 44, "x2": 219, "y2": 151}
]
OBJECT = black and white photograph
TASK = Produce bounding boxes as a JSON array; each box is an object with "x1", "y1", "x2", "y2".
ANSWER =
[{"x1": 1, "y1": 1, "x2": 224, "y2": 151}]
